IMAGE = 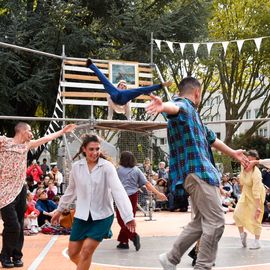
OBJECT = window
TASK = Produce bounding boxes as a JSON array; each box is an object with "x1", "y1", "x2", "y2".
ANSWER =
[
  {"x1": 254, "y1": 109, "x2": 260, "y2": 118},
  {"x1": 245, "y1": 110, "x2": 251, "y2": 119},
  {"x1": 259, "y1": 128, "x2": 267, "y2": 137},
  {"x1": 159, "y1": 138, "x2": 167, "y2": 145}
]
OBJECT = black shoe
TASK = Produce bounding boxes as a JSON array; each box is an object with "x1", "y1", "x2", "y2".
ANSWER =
[
  {"x1": 86, "y1": 58, "x2": 93, "y2": 67},
  {"x1": 13, "y1": 259, "x2": 23, "y2": 267},
  {"x1": 132, "y1": 234, "x2": 141, "y2": 251},
  {"x1": 116, "y1": 243, "x2": 129, "y2": 249},
  {"x1": 1, "y1": 258, "x2": 14, "y2": 268}
]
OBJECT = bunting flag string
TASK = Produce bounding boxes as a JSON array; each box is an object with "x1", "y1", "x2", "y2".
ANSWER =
[{"x1": 153, "y1": 36, "x2": 269, "y2": 56}]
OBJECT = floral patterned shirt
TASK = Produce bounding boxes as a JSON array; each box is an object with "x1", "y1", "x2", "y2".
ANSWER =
[{"x1": 0, "y1": 136, "x2": 29, "y2": 208}]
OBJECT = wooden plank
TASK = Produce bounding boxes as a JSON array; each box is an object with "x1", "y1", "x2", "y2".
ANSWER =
[
  {"x1": 139, "y1": 80, "x2": 153, "y2": 86},
  {"x1": 63, "y1": 65, "x2": 108, "y2": 74},
  {"x1": 64, "y1": 74, "x2": 100, "y2": 81},
  {"x1": 63, "y1": 99, "x2": 148, "y2": 108},
  {"x1": 61, "y1": 91, "x2": 151, "y2": 100},
  {"x1": 60, "y1": 81, "x2": 105, "y2": 90},
  {"x1": 64, "y1": 60, "x2": 109, "y2": 68},
  {"x1": 138, "y1": 67, "x2": 153, "y2": 73},
  {"x1": 139, "y1": 72, "x2": 152, "y2": 78},
  {"x1": 62, "y1": 92, "x2": 108, "y2": 98}
]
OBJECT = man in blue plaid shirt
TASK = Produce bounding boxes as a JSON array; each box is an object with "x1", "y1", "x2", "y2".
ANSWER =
[{"x1": 146, "y1": 77, "x2": 249, "y2": 270}]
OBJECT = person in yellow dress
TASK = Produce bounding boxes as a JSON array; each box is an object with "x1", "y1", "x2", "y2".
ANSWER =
[{"x1": 233, "y1": 150, "x2": 266, "y2": 249}]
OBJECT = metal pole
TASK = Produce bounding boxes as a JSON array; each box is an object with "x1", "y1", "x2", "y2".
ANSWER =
[
  {"x1": 150, "y1": 32, "x2": 154, "y2": 67},
  {"x1": 0, "y1": 41, "x2": 63, "y2": 59}
]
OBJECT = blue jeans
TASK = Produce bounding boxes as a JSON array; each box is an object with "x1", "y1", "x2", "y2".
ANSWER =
[{"x1": 88, "y1": 63, "x2": 162, "y2": 105}]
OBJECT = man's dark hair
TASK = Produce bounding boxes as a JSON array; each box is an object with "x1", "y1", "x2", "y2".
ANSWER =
[
  {"x1": 14, "y1": 122, "x2": 29, "y2": 134},
  {"x1": 178, "y1": 77, "x2": 201, "y2": 95},
  {"x1": 119, "y1": 151, "x2": 136, "y2": 168}
]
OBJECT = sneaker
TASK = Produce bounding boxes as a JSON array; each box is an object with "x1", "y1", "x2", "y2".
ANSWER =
[
  {"x1": 13, "y1": 259, "x2": 23, "y2": 267},
  {"x1": 1, "y1": 258, "x2": 14, "y2": 268},
  {"x1": 240, "y1": 232, "x2": 247, "y2": 247},
  {"x1": 132, "y1": 234, "x2": 141, "y2": 251},
  {"x1": 249, "y1": 240, "x2": 261, "y2": 250},
  {"x1": 159, "y1": 253, "x2": 176, "y2": 270},
  {"x1": 116, "y1": 243, "x2": 129, "y2": 249},
  {"x1": 30, "y1": 226, "x2": 39, "y2": 234}
]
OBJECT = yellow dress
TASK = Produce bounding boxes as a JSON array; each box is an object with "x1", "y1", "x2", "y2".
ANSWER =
[{"x1": 233, "y1": 166, "x2": 266, "y2": 235}]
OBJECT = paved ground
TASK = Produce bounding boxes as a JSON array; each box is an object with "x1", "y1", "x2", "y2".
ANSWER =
[{"x1": 1, "y1": 211, "x2": 270, "y2": 269}]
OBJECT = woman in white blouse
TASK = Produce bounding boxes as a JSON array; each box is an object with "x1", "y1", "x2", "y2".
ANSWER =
[{"x1": 51, "y1": 134, "x2": 135, "y2": 270}]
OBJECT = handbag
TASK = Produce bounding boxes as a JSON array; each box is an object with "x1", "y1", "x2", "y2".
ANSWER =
[{"x1": 60, "y1": 209, "x2": 75, "y2": 229}]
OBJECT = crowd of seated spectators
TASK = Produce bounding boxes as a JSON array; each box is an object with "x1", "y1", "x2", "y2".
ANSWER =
[{"x1": 24, "y1": 159, "x2": 64, "y2": 235}]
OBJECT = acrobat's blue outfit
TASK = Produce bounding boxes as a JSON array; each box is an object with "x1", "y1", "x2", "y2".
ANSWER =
[{"x1": 88, "y1": 63, "x2": 163, "y2": 105}]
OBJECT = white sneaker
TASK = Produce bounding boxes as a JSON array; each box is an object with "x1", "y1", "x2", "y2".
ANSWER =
[
  {"x1": 31, "y1": 226, "x2": 39, "y2": 234},
  {"x1": 159, "y1": 253, "x2": 176, "y2": 270},
  {"x1": 249, "y1": 240, "x2": 261, "y2": 250},
  {"x1": 240, "y1": 232, "x2": 247, "y2": 247}
]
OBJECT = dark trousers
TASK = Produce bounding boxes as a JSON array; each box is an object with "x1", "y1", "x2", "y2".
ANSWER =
[
  {"x1": 0, "y1": 185, "x2": 27, "y2": 260},
  {"x1": 116, "y1": 192, "x2": 138, "y2": 243}
]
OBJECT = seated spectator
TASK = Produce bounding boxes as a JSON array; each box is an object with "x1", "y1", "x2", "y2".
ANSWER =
[
  {"x1": 26, "y1": 175, "x2": 36, "y2": 192},
  {"x1": 35, "y1": 189, "x2": 57, "y2": 226},
  {"x1": 24, "y1": 191, "x2": 40, "y2": 234},
  {"x1": 155, "y1": 178, "x2": 168, "y2": 210},
  {"x1": 43, "y1": 175, "x2": 52, "y2": 188},
  {"x1": 232, "y1": 175, "x2": 241, "y2": 202},
  {"x1": 26, "y1": 160, "x2": 43, "y2": 184},
  {"x1": 33, "y1": 182, "x2": 45, "y2": 201},
  {"x1": 46, "y1": 180, "x2": 57, "y2": 200},
  {"x1": 222, "y1": 174, "x2": 233, "y2": 194},
  {"x1": 49, "y1": 165, "x2": 63, "y2": 194},
  {"x1": 157, "y1": 161, "x2": 168, "y2": 180},
  {"x1": 40, "y1": 158, "x2": 50, "y2": 177}
]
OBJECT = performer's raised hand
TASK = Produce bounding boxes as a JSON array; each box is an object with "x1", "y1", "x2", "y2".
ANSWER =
[
  {"x1": 162, "y1": 81, "x2": 173, "y2": 87},
  {"x1": 146, "y1": 94, "x2": 164, "y2": 115},
  {"x1": 233, "y1": 149, "x2": 250, "y2": 168},
  {"x1": 62, "y1": 124, "x2": 77, "y2": 134}
]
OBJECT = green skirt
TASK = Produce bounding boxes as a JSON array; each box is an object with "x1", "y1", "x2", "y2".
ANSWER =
[{"x1": 70, "y1": 213, "x2": 114, "y2": 242}]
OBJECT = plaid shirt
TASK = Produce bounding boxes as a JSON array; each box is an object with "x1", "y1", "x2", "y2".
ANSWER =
[{"x1": 166, "y1": 97, "x2": 220, "y2": 191}]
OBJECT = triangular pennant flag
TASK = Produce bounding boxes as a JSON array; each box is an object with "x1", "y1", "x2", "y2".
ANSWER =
[
  {"x1": 179, "y1": 43, "x2": 186, "y2": 55},
  {"x1": 222, "y1": 41, "x2": 229, "y2": 55},
  {"x1": 154, "y1": 39, "x2": 162, "y2": 51},
  {"x1": 206, "y1": 43, "x2": 213, "y2": 56},
  {"x1": 193, "y1": 43, "x2": 200, "y2": 56},
  {"x1": 236, "y1": 40, "x2": 245, "y2": 53},
  {"x1": 166, "y1": 41, "x2": 174, "y2": 53},
  {"x1": 254, "y1": 37, "x2": 262, "y2": 51}
]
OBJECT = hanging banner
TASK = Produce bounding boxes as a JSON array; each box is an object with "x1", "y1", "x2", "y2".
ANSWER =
[
  {"x1": 206, "y1": 42, "x2": 213, "y2": 56},
  {"x1": 222, "y1": 41, "x2": 229, "y2": 55},
  {"x1": 166, "y1": 41, "x2": 174, "y2": 53},
  {"x1": 179, "y1": 43, "x2": 186, "y2": 55},
  {"x1": 254, "y1": 37, "x2": 262, "y2": 51},
  {"x1": 193, "y1": 43, "x2": 200, "y2": 56},
  {"x1": 154, "y1": 39, "x2": 161, "y2": 51},
  {"x1": 236, "y1": 40, "x2": 245, "y2": 54}
]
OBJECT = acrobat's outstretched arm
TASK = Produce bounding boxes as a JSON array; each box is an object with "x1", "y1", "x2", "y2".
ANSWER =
[{"x1": 86, "y1": 59, "x2": 171, "y2": 105}]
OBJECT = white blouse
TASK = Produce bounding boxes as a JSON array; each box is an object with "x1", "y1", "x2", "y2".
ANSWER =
[{"x1": 57, "y1": 158, "x2": 133, "y2": 224}]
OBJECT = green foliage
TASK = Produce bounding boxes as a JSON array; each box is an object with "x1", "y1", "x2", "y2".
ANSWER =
[{"x1": 231, "y1": 134, "x2": 270, "y2": 159}]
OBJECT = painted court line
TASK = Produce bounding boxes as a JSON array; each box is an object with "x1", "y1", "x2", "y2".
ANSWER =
[
  {"x1": 28, "y1": 235, "x2": 59, "y2": 270},
  {"x1": 62, "y1": 248, "x2": 270, "y2": 270}
]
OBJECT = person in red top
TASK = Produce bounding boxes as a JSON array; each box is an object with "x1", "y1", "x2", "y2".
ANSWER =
[
  {"x1": 24, "y1": 191, "x2": 40, "y2": 234},
  {"x1": 26, "y1": 160, "x2": 43, "y2": 183}
]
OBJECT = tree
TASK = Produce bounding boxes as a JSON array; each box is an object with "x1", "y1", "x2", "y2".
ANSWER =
[{"x1": 208, "y1": 0, "x2": 270, "y2": 145}]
